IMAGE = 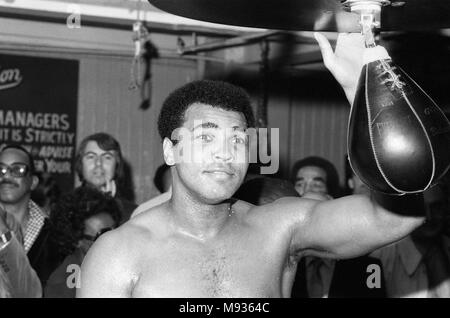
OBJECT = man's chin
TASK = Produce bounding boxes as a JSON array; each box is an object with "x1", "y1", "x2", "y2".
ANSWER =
[
  {"x1": 199, "y1": 190, "x2": 235, "y2": 205},
  {"x1": 0, "y1": 195, "x2": 23, "y2": 204},
  {"x1": 86, "y1": 178, "x2": 105, "y2": 188}
]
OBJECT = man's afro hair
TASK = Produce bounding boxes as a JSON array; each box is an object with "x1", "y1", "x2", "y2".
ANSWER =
[{"x1": 158, "y1": 80, "x2": 255, "y2": 142}]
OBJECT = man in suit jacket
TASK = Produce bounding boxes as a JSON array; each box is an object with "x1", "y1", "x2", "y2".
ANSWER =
[{"x1": 0, "y1": 144, "x2": 58, "y2": 291}]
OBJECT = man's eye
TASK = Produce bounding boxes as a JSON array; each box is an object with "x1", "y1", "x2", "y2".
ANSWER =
[
  {"x1": 16, "y1": 167, "x2": 26, "y2": 174},
  {"x1": 231, "y1": 136, "x2": 246, "y2": 144},
  {"x1": 313, "y1": 181, "x2": 326, "y2": 188},
  {"x1": 197, "y1": 135, "x2": 212, "y2": 142},
  {"x1": 84, "y1": 154, "x2": 96, "y2": 160},
  {"x1": 102, "y1": 154, "x2": 114, "y2": 161}
]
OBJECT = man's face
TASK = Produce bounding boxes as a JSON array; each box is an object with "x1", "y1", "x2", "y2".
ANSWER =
[
  {"x1": 294, "y1": 166, "x2": 328, "y2": 197},
  {"x1": 81, "y1": 141, "x2": 117, "y2": 189},
  {"x1": 0, "y1": 148, "x2": 36, "y2": 205},
  {"x1": 168, "y1": 103, "x2": 249, "y2": 204}
]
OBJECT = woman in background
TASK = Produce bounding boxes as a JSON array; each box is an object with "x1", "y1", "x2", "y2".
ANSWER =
[{"x1": 44, "y1": 187, "x2": 121, "y2": 298}]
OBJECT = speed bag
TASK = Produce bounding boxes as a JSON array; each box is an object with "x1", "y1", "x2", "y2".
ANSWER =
[{"x1": 348, "y1": 59, "x2": 450, "y2": 195}]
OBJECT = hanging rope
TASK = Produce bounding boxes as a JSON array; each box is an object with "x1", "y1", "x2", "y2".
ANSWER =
[
  {"x1": 129, "y1": 22, "x2": 149, "y2": 90},
  {"x1": 129, "y1": 0, "x2": 149, "y2": 90}
]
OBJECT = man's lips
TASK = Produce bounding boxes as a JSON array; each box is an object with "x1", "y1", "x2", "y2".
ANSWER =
[
  {"x1": 203, "y1": 169, "x2": 235, "y2": 176},
  {"x1": 0, "y1": 182, "x2": 18, "y2": 188},
  {"x1": 91, "y1": 170, "x2": 105, "y2": 177},
  {"x1": 204, "y1": 169, "x2": 234, "y2": 178}
]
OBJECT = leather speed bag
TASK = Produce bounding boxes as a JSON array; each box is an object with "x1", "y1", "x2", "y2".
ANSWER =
[{"x1": 348, "y1": 59, "x2": 450, "y2": 194}]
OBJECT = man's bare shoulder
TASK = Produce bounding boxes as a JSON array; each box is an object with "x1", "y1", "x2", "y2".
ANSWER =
[
  {"x1": 83, "y1": 205, "x2": 170, "y2": 269},
  {"x1": 126, "y1": 204, "x2": 170, "y2": 234},
  {"x1": 79, "y1": 222, "x2": 145, "y2": 297},
  {"x1": 234, "y1": 196, "x2": 318, "y2": 234},
  {"x1": 244, "y1": 196, "x2": 316, "y2": 220},
  {"x1": 83, "y1": 224, "x2": 142, "y2": 267},
  {"x1": 79, "y1": 211, "x2": 164, "y2": 296}
]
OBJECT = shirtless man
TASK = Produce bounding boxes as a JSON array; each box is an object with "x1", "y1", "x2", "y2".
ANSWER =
[{"x1": 77, "y1": 33, "x2": 426, "y2": 298}]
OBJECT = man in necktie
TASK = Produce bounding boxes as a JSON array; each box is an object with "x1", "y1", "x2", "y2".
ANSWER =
[{"x1": 291, "y1": 156, "x2": 387, "y2": 298}]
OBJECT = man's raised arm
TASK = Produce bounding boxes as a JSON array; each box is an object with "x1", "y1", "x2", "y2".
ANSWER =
[
  {"x1": 285, "y1": 193, "x2": 425, "y2": 260},
  {"x1": 314, "y1": 32, "x2": 390, "y2": 106}
]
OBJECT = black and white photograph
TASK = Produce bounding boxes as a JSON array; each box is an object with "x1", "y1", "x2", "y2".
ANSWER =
[{"x1": 0, "y1": 0, "x2": 449, "y2": 306}]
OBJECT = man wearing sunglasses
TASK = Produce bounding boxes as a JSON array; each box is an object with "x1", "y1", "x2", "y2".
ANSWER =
[
  {"x1": 0, "y1": 145, "x2": 42, "y2": 250},
  {"x1": 0, "y1": 144, "x2": 45, "y2": 297}
]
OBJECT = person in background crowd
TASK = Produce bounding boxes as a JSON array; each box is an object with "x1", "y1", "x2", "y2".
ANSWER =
[
  {"x1": 291, "y1": 155, "x2": 386, "y2": 298},
  {"x1": 290, "y1": 155, "x2": 340, "y2": 297},
  {"x1": 368, "y1": 177, "x2": 450, "y2": 297},
  {"x1": 44, "y1": 187, "x2": 121, "y2": 298},
  {"x1": 74, "y1": 132, "x2": 137, "y2": 224},
  {"x1": 31, "y1": 171, "x2": 61, "y2": 216},
  {"x1": 0, "y1": 144, "x2": 59, "y2": 289},
  {"x1": 1, "y1": 205, "x2": 42, "y2": 298},
  {"x1": 346, "y1": 156, "x2": 450, "y2": 297},
  {"x1": 291, "y1": 156, "x2": 341, "y2": 199}
]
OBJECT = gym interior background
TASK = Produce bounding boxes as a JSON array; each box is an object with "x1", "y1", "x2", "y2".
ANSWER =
[{"x1": 0, "y1": 0, "x2": 448, "y2": 203}]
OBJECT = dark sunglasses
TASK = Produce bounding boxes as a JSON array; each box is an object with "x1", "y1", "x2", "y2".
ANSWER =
[
  {"x1": 0, "y1": 163, "x2": 30, "y2": 178},
  {"x1": 82, "y1": 227, "x2": 113, "y2": 242}
]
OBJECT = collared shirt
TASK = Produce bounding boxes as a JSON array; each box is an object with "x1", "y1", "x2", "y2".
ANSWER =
[
  {"x1": 304, "y1": 256, "x2": 336, "y2": 298},
  {"x1": 370, "y1": 235, "x2": 429, "y2": 298},
  {"x1": 23, "y1": 200, "x2": 48, "y2": 253}
]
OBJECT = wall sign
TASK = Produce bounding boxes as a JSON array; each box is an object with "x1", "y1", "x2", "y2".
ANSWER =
[{"x1": 0, "y1": 53, "x2": 79, "y2": 194}]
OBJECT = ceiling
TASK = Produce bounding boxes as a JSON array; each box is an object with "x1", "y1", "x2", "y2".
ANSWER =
[
  {"x1": 1, "y1": 0, "x2": 449, "y2": 79},
  {"x1": 0, "y1": 0, "x2": 267, "y2": 35}
]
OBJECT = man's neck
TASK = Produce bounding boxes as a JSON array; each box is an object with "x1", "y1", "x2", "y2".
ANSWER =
[
  {"x1": 83, "y1": 182, "x2": 101, "y2": 191},
  {"x1": 1, "y1": 198, "x2": 30, "y2": 227},
  {"x1": 168, "y1": 187, "x2": 234, "y2": 240}
]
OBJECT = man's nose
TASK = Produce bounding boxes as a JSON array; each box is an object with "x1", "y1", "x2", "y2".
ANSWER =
[
  {"x1": 94, "y1": 156, "x2": 103, "y2": 166},
  {"x1": 304, "y1": 181, "x2": 313, "y2": 194},
  {"x1": 213, "y1": 144, "x2": 234, "y2": 162}
]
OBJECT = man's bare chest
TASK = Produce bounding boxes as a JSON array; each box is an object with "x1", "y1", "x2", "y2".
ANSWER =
[{"x1": 130, "y1": 232, "x2": 285, "y2": 297}]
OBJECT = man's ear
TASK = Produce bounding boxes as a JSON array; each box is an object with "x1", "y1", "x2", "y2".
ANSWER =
[
  {"x1": 163, "y1": 138, "x2": 175, "y2": 166},
  {"x1": 30, "y1": 175, "x2": 39, "y2": 191}
]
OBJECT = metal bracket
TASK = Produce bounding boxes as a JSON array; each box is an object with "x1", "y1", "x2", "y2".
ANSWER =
[{"x1": 176, "y1": 31, "x2": 281, "y2": 55}]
